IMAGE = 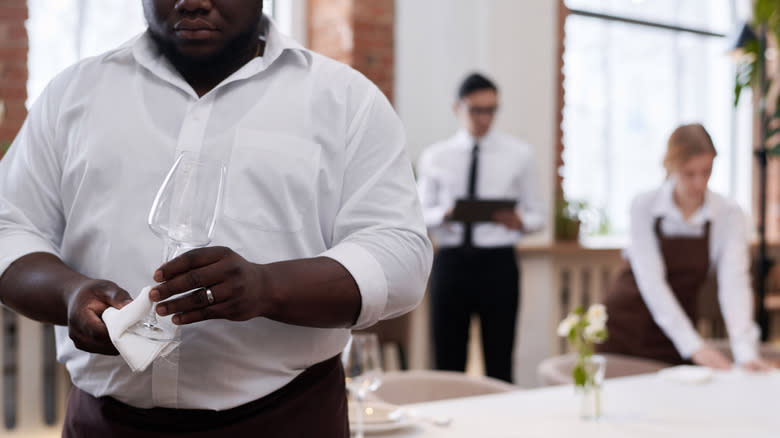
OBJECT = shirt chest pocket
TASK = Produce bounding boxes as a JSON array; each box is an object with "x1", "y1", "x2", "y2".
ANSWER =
[{"x1": 224, "y1": 130, "x2": 321, "y2": 232}]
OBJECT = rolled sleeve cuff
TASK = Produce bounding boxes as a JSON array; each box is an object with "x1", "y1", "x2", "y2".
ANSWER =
[
  {"x1": 0, "y1": 233, "x2": 60, "y2": 278},
  {"x1": 519, "y1": 209, "x2": 544, "y2": 233},
  {"x1": 423, "y1": 205, "x2": 449, "y2": 228},
  {"x1": 321, "y1": 242, "x2": 388, "y2": 330},
  {"x1": 731, "y1": 327, "x2": 760, "y2": 364},
  {"x1": 673, "y1": 330, "x2": 704, "y2": 360}
]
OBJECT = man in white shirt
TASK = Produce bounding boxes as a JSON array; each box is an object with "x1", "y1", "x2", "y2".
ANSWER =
[
  {"x1": 0, "y1": 1, "x2": 432, "y2": 436},
  {"x1": 416, "y1": 73, "x2": 544, "y2": 382}
]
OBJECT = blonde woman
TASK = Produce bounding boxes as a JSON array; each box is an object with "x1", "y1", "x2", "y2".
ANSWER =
[{"x1": 598, "y1": 124, "x2": 772, "y2": 371}]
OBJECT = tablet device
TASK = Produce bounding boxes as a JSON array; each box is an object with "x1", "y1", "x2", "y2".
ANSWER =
[{"x1": 450, "y1": 199, "x2": 516, "y2": 223}]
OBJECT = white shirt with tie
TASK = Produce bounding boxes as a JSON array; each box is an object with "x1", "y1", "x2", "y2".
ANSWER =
[{"x1": 416, "y1": 129, "x2": 545, "y2": 248}]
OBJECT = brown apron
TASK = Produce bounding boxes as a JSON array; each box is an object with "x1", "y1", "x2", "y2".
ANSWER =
[
  {"x1": 597, "y1": 218, "x2": 710, "y2": 365},
  {"x1": 62, "y1": 354, "x2": 348, "y2": 438}
]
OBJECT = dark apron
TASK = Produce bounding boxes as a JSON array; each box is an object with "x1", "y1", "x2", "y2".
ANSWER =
[
  {"x1": 597, "y1": 218, "x2": 710, "y2": 365},
  {"x1": 62, "y1": 354, "x2": 348, "y2": 438}
]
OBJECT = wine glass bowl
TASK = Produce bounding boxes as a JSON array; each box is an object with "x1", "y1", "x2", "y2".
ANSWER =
[
  {"x1": 147, "y1": 152, "x2": 226, "y2": 251},
  {"x1": 128, "y1": 151, "x2": 226, "y2": 341}
]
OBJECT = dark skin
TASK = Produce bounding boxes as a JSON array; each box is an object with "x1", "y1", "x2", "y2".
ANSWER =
[
  {"x1": 0, "y1": 0, "x2": 362, "y2": 356},
  {"x1": 143, "y1": 0, "x2": 265, "y2": 96}
]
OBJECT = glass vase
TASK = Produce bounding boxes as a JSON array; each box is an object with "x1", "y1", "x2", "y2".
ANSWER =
[{"x1": 579, "y1": 354, "x2": 606, "y2": 420}]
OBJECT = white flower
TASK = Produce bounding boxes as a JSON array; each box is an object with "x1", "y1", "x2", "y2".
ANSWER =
[
  {"x1": 584, "y1": 321, "x2": 607, "y2": 343},
  {"x1": 587, "y1": 304, "x2": 608, "y2": 326},
  {"x1": 557, "y1": 314, "x2": 580, "y2": 337}
]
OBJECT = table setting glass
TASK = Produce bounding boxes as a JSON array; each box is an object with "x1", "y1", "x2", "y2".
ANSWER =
[{"x1": 343, "y1": 333, "x2": 384, "y2": 437}]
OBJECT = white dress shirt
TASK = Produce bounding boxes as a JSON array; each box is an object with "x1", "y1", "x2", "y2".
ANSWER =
[
  {"x1": 0, "y1": 17, "x2": 432, "y2": 409},
  {"x1": 416, "y1": 129, "x2": 544, "y2": 248},
  {"x1": 626, "y1": 179, "x2": 759, "y2": 363}
]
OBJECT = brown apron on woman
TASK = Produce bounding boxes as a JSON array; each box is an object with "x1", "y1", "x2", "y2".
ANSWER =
[
  {"x1": 597, "y1": 218, "x2": 710, "y2": 365},
  {"x1": 62, "y1": 354, "x2": 348, "y2": 438}
]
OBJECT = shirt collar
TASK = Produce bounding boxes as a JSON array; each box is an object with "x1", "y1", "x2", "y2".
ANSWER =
[
  {"x1": 652, "y1": 177, "x2": 712, "y2": 225},
  {"x1": 261, "y1": 15, "x2": 311, "y2": 67},
  {"x1": 454, "y1": 129, "x2": 494, "y2": 149},
  {"x1": 103, "y1": 15, "x2": 311, "y2": 96}
]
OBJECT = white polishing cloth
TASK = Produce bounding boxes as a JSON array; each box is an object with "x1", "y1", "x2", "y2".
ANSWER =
[{"x1": 103, "y1": 286, "x2": 180, "y2": 372}]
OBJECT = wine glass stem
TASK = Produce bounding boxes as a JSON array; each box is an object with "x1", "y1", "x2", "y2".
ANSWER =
[
  {"x1": 162, "y1": 238, "x2": 183, "y2": 263},
  {"x1": 355, "y1": 391, "x2": 365, "y2": 438},
  {"x1": 143, "y1": 238, "x2": 183, "y2": 328}
]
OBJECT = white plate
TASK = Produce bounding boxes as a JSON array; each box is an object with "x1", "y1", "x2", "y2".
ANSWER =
[
  {"x1": 349, "y1": 401, "x2": 415, "y2": 434},
  {"x1": 658, "y1": 365, "x2": 713, "y2": 384}
]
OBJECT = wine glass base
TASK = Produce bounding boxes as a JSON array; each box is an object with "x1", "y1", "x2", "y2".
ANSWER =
[{"x1": 126, "y1": 321, "x2": 177, "y2": 342}]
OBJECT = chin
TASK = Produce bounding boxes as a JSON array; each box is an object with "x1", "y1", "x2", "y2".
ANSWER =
[{"x1": 174, "y1": 41, "x2": 222, "y2": 60}]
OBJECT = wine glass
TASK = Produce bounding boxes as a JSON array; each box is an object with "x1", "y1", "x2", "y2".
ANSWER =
[
  {"x1": 128, "y1": 151, "x2": 226, "y2": 341},
  {"x1": 343, "y1": 333, "x2": 383, "y2": 438}
]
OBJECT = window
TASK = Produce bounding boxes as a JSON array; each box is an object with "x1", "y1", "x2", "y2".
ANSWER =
[
  {"x1": 26, "y1": 0, "x2": 299, "y2": 107},
  {"x1": 561, "y1": 0, "x2": 753, "y2": 242}
]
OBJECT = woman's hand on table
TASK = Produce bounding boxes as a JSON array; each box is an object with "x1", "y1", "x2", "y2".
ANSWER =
[
  {"x1": 741, "y1": 358, "x2": 776, "y2": 372},
  {"x1": 691, "y1": 345, "x2": 732, "y2": 370}
]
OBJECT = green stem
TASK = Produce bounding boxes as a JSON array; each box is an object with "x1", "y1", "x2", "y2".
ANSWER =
[{"x1": 595, "y1": 385, "x2": 601, "y2": 419}]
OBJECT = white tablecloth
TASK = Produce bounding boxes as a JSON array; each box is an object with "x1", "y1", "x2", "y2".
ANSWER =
[{"x1": 378, "y1": 370, "x2": 780, "y2": 438}]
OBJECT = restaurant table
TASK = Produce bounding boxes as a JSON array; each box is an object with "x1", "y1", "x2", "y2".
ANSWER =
[{"x1": 368, "y1": 369, "x2": 780, "y2": 438}]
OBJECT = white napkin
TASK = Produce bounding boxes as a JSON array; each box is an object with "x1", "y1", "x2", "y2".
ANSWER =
[
  {"x1": 103, "y1": 286, "x2": 180, "y2": 372},
  {"x1": 658, "y1": 365, "x2": 714, "y2": 384}
]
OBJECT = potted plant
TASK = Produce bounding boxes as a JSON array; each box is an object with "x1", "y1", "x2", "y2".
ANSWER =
[
  {"x1": 554, "y1": 197, "x2": 587, "y2": 241},
  {"x1": 732, "y1": 0, "x2": 780, "y2": 335}
]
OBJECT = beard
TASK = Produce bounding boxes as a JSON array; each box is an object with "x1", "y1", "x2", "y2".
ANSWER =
[{"x1": 147, "y1": 19, "x2": 262, "y2": 78}]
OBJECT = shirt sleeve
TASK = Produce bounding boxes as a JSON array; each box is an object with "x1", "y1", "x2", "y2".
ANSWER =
[
  {"x1": 715, "y1": 207, "x2": 760, "y2": 364},
  {"x1": 514, "y1": 146, "x2": 544, "y2": 233},
  {"x1": 0, "y1": 79, "x2": 66, "y2": 278},
  {"x1": 627, "y1": 195, "x2": 703, "y2": 359},
  {"x1": 415, "y1": 149, "x2": 450, "y2": 228},
  {"x1": 321, "y1": 85, "x2": 433, "y2": 329}
]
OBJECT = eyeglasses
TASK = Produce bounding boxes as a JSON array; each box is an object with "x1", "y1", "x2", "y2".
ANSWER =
[{"x1": 467, "y1": 105, "x2": 499, "y2": 116}]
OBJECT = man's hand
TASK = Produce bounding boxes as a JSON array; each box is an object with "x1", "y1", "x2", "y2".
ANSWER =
[
  {"x1": 691, "y1": 345, "x2": 733, "y2": 370},
  {"x1": 67, "y1": 280, "x2": 132, "y2": 355},
  {"x1": 151, "y1": 246, "x2": 267, "y2": 325},
  {"x1": 0, "y1": 253, "x2": 131, "y2": 355},
  {"x1": 492, "y1": 209, "x2": 523, "y2": 230},
  {"x1": 150, "y1": 246, "x2": 362, "y2": 328}
]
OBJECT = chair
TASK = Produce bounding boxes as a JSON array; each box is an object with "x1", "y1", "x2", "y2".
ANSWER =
[
  {"x1": 371, "y1": 370, "x2": 519, "y2": 405},
  {"x1": 536, "y1": 353, "x2": 669, "y2": 386}
]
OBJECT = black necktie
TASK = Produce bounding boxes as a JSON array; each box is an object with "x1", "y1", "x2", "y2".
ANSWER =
[{"x1": 463, "y1": 143, "x2": 479, "y2": 247}]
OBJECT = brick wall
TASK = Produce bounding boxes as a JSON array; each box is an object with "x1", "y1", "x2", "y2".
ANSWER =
[
  {"x1": 308, "y1": 0, "x2": 394, "y2": 103},
  {"x1": 0, "y1": 0, "x2": 28, "y2": 158},
  {"x1": 768, "y1": 159, "x2": 779, "y2": 242},
  {"x1": 554, "y1": 1, "x2": 567, "y2": 206}
]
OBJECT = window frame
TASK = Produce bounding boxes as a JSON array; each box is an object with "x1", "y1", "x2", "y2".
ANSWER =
[{"x1": 556, "y1": 0, "x2": 747, "y2": 242}]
